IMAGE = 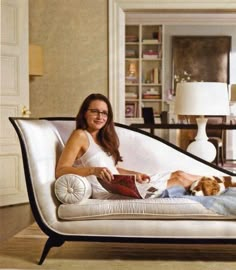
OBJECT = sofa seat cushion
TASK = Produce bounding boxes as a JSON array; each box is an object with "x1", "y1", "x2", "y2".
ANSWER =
[
  {"x1": 55, "y1": 174, "x2": 92, "y2": 204},
  {"x1": 57, "y1": 197, "x2": 227, "y2": 220}
]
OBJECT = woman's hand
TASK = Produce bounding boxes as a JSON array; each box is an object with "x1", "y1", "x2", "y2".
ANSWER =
[
  {"x1": 93, "y1": 167, "x2": 114, "y2": 182},
  {"x1": 136, "y1": 173, "x2": 150, "y2": 184}
]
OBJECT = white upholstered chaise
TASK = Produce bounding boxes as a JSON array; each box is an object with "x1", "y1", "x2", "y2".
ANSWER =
[{"x1": 9, "y1": 117, "x2": 236, "y2": 265}]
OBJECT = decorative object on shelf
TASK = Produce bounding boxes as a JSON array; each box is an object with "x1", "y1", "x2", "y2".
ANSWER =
[
  {"x1": 175, "y1": 82, "x2": 230, "y2": 162},
  {"x1": 125, "y1": 102, "x2": 137, "y2": 118},
  {"x1": 29, "y1": 44, "x2": 43, "y2": 76},
  {"x1": 128, "y1": 63, "x2": 136, "y2": 76},
  {"x1": 125, "y1": 62, "x2": 138, "y2": 84}
]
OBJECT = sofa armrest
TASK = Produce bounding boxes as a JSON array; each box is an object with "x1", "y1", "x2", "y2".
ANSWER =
[{"x1": 55, "y1": 174, "x2": 92, "y2": 204}]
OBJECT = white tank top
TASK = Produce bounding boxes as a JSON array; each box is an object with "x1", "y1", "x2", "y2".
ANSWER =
[{"x1": 73, "y1": 130, "x2": 119, "y2": 198}]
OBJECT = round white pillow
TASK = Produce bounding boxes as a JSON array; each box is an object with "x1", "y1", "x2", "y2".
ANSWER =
[{"x1": 55, "y1": 174, "x2": 92, "y2": 204}]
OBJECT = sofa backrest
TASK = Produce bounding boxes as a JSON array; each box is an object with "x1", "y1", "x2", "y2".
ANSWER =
[
  {"x1": 115, "y1": 125, "x2": 226, "y2": 176},
  {"x1": 10, "y1": 118, "x2": 74, "y2": 229}
]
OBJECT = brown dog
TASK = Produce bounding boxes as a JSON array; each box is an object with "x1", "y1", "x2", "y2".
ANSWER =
[{"x1": 190, "y1": 176, "x2": 236, "y2": 196}]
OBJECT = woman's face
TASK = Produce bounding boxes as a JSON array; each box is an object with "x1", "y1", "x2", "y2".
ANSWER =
[{"x1": 85, "y1": 100, "x2": 109, "y2": 132}]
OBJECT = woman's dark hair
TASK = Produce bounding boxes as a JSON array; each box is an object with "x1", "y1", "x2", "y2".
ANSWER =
[{"x1": 75, "y1": 93, "x2": 122, "y2": 164}]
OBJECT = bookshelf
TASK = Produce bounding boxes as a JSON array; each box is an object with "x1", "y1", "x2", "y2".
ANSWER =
[{"x1": 125, "y1": 24, "x2": 167, "y2": 124}]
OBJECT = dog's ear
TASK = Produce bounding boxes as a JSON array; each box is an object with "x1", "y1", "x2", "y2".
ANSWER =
[
  {"x1": 201, "y1": 178, "x2": 220, "y2": 196},
  {"x1": 214, "y1": 176, "x2": 222, "y2": 183},
  {"x1": 222, "y1": 176, "x2": 235, "y2": 188}
]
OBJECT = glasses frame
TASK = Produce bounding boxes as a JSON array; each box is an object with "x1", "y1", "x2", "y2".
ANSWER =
[{"x1": 87, "y1": 109, "x2": 109, "y2": 118}]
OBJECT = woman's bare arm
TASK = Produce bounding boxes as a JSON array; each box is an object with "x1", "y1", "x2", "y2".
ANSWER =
[
  {"x1": 117, "y1": 167, "x2": 150, "y2": 183},
  {"x1": 55, "y1": 130, "x2": 113, "y2": 181}
]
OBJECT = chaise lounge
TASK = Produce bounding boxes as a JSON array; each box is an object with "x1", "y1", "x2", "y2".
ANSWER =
[{"x1": 9, "y1": 117, "x2": 236, "y2": 265}]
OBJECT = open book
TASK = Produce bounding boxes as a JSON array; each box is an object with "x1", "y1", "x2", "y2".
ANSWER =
[{"x1": 97, "y1": 174, "x2": 159, "y2": 199}]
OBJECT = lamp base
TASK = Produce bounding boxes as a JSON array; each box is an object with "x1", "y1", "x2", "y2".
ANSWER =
[
  {"x1": 187, "y1": 140, "x2": 216, "y2": 162},
  {"x1": 186, "y1": 117, "x2": 216, "y2": 162}
]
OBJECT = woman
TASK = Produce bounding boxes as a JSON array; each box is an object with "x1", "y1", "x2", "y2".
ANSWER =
[{"x1": 56, "y1": 93, "x2": 202, "y2": 199}]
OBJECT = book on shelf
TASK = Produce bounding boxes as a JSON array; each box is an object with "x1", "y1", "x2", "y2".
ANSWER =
[
  {"x1": 126, "y1": 49, "x2": 136, "y2": 58},
  {"x1": 142, "y1": 94, "x2": 161, "y2": 99},
  {"x1": 153, "y1": 67, "x2": 159, "y2": 84},
  {"x1": 126, "y1": 35, "x2": 138, "y2": 42},
  {"x1": 142, "y1": 39, "x2": 159, "y2": 44},
  {"x1": 97, "y1": 174, "x2": 158, "y2": 199},
  {"x1": 143, "y1": 54, "x2": 158, "y2": 60},
  {"x1": 147, "y1": 67, "x2": 159, "y2": 84},
  {"x1": 143, "y1": 50, "x2": 158, "y2": 59},
  {"x1": 125, "y1": 76, "x2": 138, "y2": 84},
  {"x1": 125, "y1": 92, "x2": 138, "y2": 99}
]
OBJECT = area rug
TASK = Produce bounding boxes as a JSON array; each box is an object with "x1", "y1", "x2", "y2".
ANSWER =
[{"x1": 0, "y1": 223, "x2": 236, "y2": 270}]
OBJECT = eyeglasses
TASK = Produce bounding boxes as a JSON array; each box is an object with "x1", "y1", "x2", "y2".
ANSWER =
[{"x1": 87, "y1": 109, "x2": 108, "y2": 118}]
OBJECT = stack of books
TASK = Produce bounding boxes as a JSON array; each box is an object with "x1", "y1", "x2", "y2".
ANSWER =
[
  {"x1": 125, "y1": 92, "x2": 138, "y2": 99},
  {"x1": 143, "y1": 50, "x2": 158, "y2": 59},
  {"x1": 126, "y1": 35, "x2": 138, "y2": 42},
  {"x1": 125, "y1": 76, "x2": 138, "y2": 84},
  {"x1": 142, "y1": 39, "x2": 159, "y2": 44},
  {"x1": 142, "y1": 88, "x2": 160, "y2": 99},
  {"x1": 126, "y1": 49, "x2": 136, "y2": 58}
]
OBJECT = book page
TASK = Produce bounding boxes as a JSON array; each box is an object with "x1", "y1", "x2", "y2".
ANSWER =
[{"x1": 97, "y1": 174, "x2": 159, "y2": 199}]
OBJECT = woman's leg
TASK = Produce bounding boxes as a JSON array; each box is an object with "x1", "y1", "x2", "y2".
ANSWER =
[{"x1": 167, "y1": 170, "x2": 202, "y2": 189}]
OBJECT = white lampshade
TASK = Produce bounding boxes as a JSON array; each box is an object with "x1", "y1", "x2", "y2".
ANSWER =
[
  {"x1": 175, "y1": 82, "x2": 230, "y2": 116},
  {"x1": 174, "y1": 82, "x2": 229, "y2": 162}
]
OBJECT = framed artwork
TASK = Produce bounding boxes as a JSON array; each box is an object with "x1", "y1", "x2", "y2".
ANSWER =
[
  {"x1": 125, "y1": 102, "x2": 137, "y2": 118},
  {"x1": 172, "y1": 36, "x2": 231, "y2": 95}
]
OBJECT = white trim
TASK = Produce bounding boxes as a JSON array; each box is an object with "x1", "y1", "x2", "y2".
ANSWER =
[
  {"x1": 109, "y1": 3, "x2": 125, "y2": 123},
  {"x1": 126, "y1": 13, "x2": 236, "y2": 25},
  {"x1": 110, "y1": 0, "x2": 236, "y2": 10}
]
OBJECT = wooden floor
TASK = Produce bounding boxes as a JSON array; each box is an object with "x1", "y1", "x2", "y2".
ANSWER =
[
  {"x1": 0, "y1": 203, "x2": 34, "y2": 242},
  {"x1": 1, "y1": 222, "x2": 236, "y2": 269}
]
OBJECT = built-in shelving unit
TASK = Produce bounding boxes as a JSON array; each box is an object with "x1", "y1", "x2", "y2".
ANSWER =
[{"x1": 125, "y1": 24, "x2": 167, "y2": 124}]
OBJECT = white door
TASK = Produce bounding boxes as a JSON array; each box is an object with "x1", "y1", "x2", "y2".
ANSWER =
[{"x1": 0, "y1": 0, "x2": 29, "y2": 206}]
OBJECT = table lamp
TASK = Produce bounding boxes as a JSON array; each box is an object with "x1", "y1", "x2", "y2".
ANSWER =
[{"x1": 175, "y1": 82, "x2": 229, "y2": 162}]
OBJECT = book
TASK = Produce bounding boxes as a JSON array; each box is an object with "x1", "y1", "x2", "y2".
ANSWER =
[
  {"x1": 143, "y1": 54, "x2": 158, "y2": 60},
  {"x1": 142, "y1": 39, "x2": 159, "y2": 44},
  {"x1": 143, "y1": 50, "x2": 158, "y2": 59},
  {"x1": 97, "y1": 174, "x2": 158, "y2": 199},
  {"x1": 142, "y1": 94, "x2": 160, "y2": 99},
  {"x1": 153, "y1": 67, "x2": 159, "y2": 84}
]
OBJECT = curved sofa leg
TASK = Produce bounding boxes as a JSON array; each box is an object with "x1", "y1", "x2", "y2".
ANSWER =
[{"x1": 38, "y1": 236, "x2": 65, "y2": 265}]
